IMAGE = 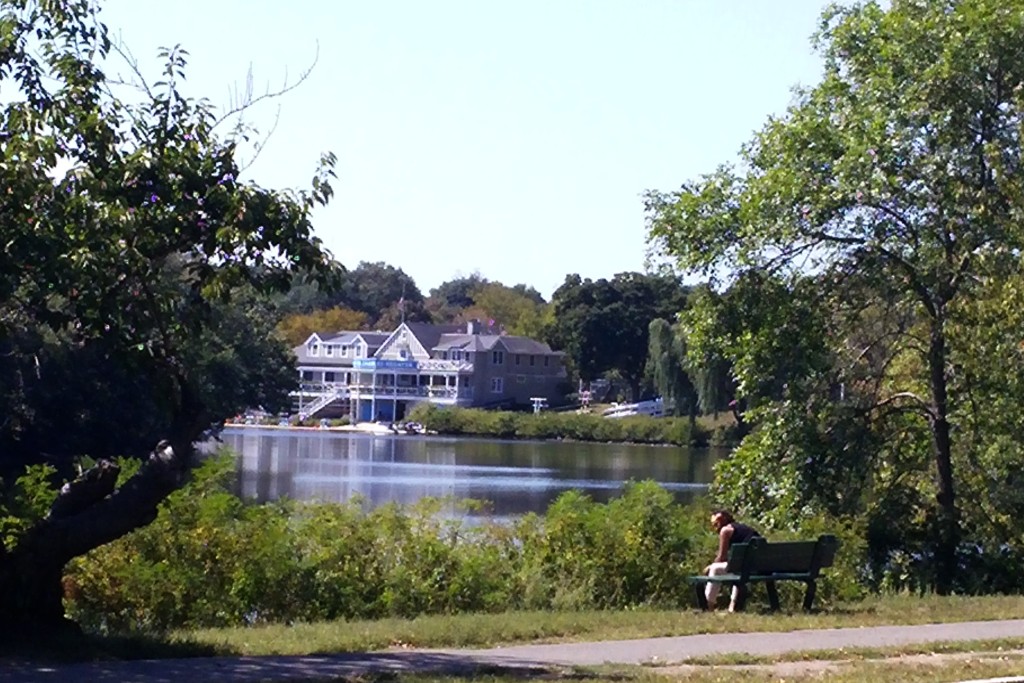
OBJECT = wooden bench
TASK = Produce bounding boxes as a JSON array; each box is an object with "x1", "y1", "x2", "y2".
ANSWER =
[{"x1": 687, "y1": 534, "x2": 840, "y2": 612}]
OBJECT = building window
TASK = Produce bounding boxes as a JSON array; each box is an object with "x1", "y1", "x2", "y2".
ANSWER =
[
  {"x1": 544, "y1": 356, "x2": 550, "y2": 367},
  {"x1": 490, "y1": 377, "x2": 504, "y2": 393},
  {"x1": 492, "y1": 350, "x2": 504, "y2": 365},
  {"x1": 516, "y1": 375, "x2": 527, "y2": 384},
  {"x1": 451, "y1": 350, "x2": 462, "y2": 361},
  {"x1": 301, "y1": 371, "x2": 314, "y2": 381},
  {"x1": 310, "y1": 343, "x2": 319, "y2": 356},
  {"x1": 515, "y1": 354, "x2": 521, "y2": 365},
  {"x1": 325, "y1": 345, "x2": 334, "y2": 356},
  {"x1": 325, "y1": 372, "x2": 336, "y2": 382},
  {"x1": 529, "y1": 355, "x2": 536, "y2": 366},
  {"x1": 465, "y1": 352, "x2": 473, "y2": 362},
  {"x1": 341, "y1": 345, "x2": 349, "y2": 357}
]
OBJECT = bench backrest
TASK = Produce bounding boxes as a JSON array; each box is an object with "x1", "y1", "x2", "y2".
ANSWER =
[{"x1": 726, "y1": 535, "x2": 839, "y2": 578}]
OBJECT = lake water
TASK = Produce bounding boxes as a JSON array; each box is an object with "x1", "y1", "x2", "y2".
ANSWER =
[{"x1": 213, "y1": 427, "x2": 723, "y2": 519}]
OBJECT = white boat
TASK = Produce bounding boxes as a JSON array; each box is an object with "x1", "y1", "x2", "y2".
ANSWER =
[{"x1": 602, "y1": 398, "x2": 667, "y2": 419}]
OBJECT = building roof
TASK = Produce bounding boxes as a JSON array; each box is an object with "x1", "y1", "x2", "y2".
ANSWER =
[
  {"x1": 403, "y1": 323, "x2": 465, "y2": 353},
  {"x1": 358, "y1": 332, "x2": 391, "y2": 347},
  {"x1": 494, "y1": 335, "x2": 562, "y2": 355},
  {"x1": 295, "y1": 323, "x2": 563, "y2": 362},
  {"x1": 433, "y1": 333, "x2": 561, "y2": 355},
  {"x1": 293, "y1": 330, "x2": 391, "y2": 360},
  {"x1": 434, "y1": 334, "x2": 491, "y2": 351}
]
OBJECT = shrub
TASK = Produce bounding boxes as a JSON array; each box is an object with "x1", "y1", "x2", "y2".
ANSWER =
[
  {"x1": 65, "y1": 458, "x2": 704, "y2": 631},
  {"x1": 413, "y1": 407, "x2": 705, "y2": 446}
]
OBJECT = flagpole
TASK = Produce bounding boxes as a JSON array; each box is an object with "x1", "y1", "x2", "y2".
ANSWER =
[{"x1": 399, "y1": 283, "x2": 406, "y2": 324}]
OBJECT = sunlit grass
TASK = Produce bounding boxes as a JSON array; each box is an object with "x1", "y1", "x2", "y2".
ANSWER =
[
  {"x1": 671, "y1": 637, "x2": 1024, "y2": 666},
  {"x1": 271, "y1": 654, "x2": 1024, "y2": 683},
  {"x1": 173, "y1": 593, "x2": 1024, "y2": 657}
]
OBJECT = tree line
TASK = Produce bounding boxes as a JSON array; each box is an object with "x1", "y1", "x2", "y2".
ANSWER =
[{"x1": 277, "y1": 265, "x2": 719, "y2": 408}]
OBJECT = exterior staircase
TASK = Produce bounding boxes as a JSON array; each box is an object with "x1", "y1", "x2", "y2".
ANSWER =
[{"x1": 297, "y1": 387, "x2": 347, "y2": 420}]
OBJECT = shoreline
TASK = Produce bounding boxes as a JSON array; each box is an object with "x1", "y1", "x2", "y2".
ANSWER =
[
  {"x1": 223, "y1": 421, "x2": 427, "y2": 435},
  {"x1": 220, "y1": 422, "x2": 724, "y2": 448}
]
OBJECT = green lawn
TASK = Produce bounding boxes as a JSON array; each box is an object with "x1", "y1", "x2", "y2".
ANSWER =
[
  {"x1": 7, "y1": 593, "x2": 1024, "y2": 666},
  {"x1": 174, "y1": 593, "x2": 1024, "y2": 657}
]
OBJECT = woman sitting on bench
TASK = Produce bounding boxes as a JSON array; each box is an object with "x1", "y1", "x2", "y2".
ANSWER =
[{"x1": 704, "y1": 509, "x2": 762, "y2": 612}]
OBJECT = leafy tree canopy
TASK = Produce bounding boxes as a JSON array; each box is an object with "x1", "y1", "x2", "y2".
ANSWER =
[
  {"x1": 428, "y1": 272, "x2": 490, "y2": 310},
  {"x1": 0, "y1": 0, "x2": 338, "y2": 630},
  {"x1": 547, "y1": 272, "x2": 688, "y2": 400},
  {"x1": 276, "y1": 307, "x2": 368, "y2": 347},
  {"x1": 329, "y1": 261, "x2": 427, "y2": 325},
  {"x1": 646, "y1": 0, "x2": 1024, "y2": 593}
]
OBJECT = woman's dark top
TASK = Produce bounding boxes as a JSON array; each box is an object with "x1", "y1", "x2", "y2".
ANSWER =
[{"x1": 728, "y1": 522, "x2": 761, "y2": 547}]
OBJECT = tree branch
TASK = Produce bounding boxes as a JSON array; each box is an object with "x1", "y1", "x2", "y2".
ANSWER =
[
  {"x1": 69, "y1": 441, "x2": 188, "y2": 559},
  {"x1": 212, "y1": 42, "x2": 319, "y2": 132},
  {"x1": 47, "y1": 460, "x2": 120, "y2": 520},
  {"x1": 871, "y1": 391, "x2": 934, "y2": 420}
]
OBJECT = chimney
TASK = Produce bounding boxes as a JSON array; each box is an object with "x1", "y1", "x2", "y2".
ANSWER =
[{"x1": 466, "y1": 319, "x2": 481, "y2": 335}]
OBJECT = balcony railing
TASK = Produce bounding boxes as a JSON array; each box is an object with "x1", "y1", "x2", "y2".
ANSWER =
[
  {"x1": 349, "y1": 384, "x2": 472, "y2": 399},
  {"x1": 296, "y1": 382, "x2": 350, "y2": 395},
  {"x1": 418, "y1": 359, "x2": 473, "y2": 372}
]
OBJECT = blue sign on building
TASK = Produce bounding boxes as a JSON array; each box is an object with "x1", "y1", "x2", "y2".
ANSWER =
[{"x1": 353, "y1": 358, "x2": 418, "y2": 370}]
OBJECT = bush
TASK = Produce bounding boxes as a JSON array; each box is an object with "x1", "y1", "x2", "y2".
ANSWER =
[
  {"x1": 409, "y1": 406, "x2": 707, "y2": 446},
  {"x1": 64, "y1": 457, "x2": 703, "y2": 631}
]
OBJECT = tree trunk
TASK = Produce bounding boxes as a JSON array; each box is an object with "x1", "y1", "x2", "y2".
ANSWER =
[
  {"x1": 928, "y1": 320, "x2": 959, "y2": 595},
  {"x1": 0, "y1": 441, "x2": 190, "y2": 634}
]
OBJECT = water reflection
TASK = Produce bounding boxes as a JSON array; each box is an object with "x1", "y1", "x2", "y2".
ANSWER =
[{"x1": 212, "y1": 427, "x2": 721, "y2": 519}]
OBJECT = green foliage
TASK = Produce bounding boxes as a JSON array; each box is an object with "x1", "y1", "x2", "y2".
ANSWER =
[
  {"x1": 406, "y1": 404, "x2": 707, "y2": 446},
  {"x1": 645, "y1": 0, "x2": 1024, "y2": 593},
  {"x1": 61, "y1": 452, "x2": 1024, "y2": 632},
  {"x1": 276, "y1": 307, "x2": 368, "y2": 347},
  {"x1": 0, "y1": 465, "x2": 59, "y2": 550},
  {"x1": 330, "y1": 261, "x2": 429, "y2": 327},
  {"x1": 647, "y1": 318, "x2": 699, "y2": 419},
  {"x1": 547, "y1": 272, "x2": 689, "y2": 399},
  {"x1": 65, "y1": 456, "x2": 702, "y2": 631},
  {"x1": 0, "y1": 0, "x2": 341, "y2": 469}
]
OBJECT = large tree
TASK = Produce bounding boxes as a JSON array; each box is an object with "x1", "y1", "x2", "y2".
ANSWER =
[
  {"x1": 646, "y1": 318, "x2": 698, "y2": 422},
  {"x1": 0, "y1": 0, "x2": 337, "y2": 631},
  {"x1": 428, "y1": 272, "x2": 490, "y2": 311},
  {"x1": 276, "y1": 307, "x2": 368, "y2": 347},
  {"x1": 335, "y1": 261, "x2": 427, "y2": 325},
  {"x1": 547, "y1": 272, "x2": 688, "y2": 400},
  {"x1": 646, "y1": 0, "x2": 1024, "y2": 593}
]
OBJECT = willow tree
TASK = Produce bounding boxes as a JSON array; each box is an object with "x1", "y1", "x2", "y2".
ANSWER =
[
  {"x1": 646, "y1": 0, "x2": 1024, "y2": 594},
  {"x1": 0, "y1": 0, "x2": 337, "y2": 631},
  {"x1": 647, "y1": 318, "x2": 697, "y2": 422}
]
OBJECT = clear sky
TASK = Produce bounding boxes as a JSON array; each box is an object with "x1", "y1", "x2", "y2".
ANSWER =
[{"x1": 99, "y1": 1, "x2": 832, "y2": 299}]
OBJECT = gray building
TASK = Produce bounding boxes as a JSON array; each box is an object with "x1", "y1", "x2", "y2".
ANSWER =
[{"x1": 293, "y1": 321, "x2": 566, "y2": 421}]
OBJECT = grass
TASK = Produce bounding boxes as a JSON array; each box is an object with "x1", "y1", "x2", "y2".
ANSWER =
[
  {"x1": 7, "y1": 593, "x2": 1024, "y2": 666},
  {"x1": 265, "y1": 655, "x2": 1024, "y2": 683},
  {"x1": 670, "y1": 637, "x2": 1024, "y2": 665},
  {"x1": 170, "y1": 593, "x2": 1024, "y2": 657}
]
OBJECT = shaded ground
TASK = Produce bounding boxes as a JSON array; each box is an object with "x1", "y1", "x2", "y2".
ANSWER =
[{"x1": 4, "y1": 619, "x2": 1024, "y2": 682}]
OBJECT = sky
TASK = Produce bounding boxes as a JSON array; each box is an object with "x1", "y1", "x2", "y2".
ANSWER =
[{"x1": 99, "y1": 0, "x2": 833, "y2": 300}]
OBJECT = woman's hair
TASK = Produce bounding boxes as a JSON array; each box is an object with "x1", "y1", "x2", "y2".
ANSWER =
[{"x1": 711, "y1": 509, "x2": 735, "y2": 524}]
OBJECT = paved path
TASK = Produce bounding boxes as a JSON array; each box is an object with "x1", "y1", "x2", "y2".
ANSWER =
[{"x1": 4, "y1": 619, "x2": 1024, "y2": 682}]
